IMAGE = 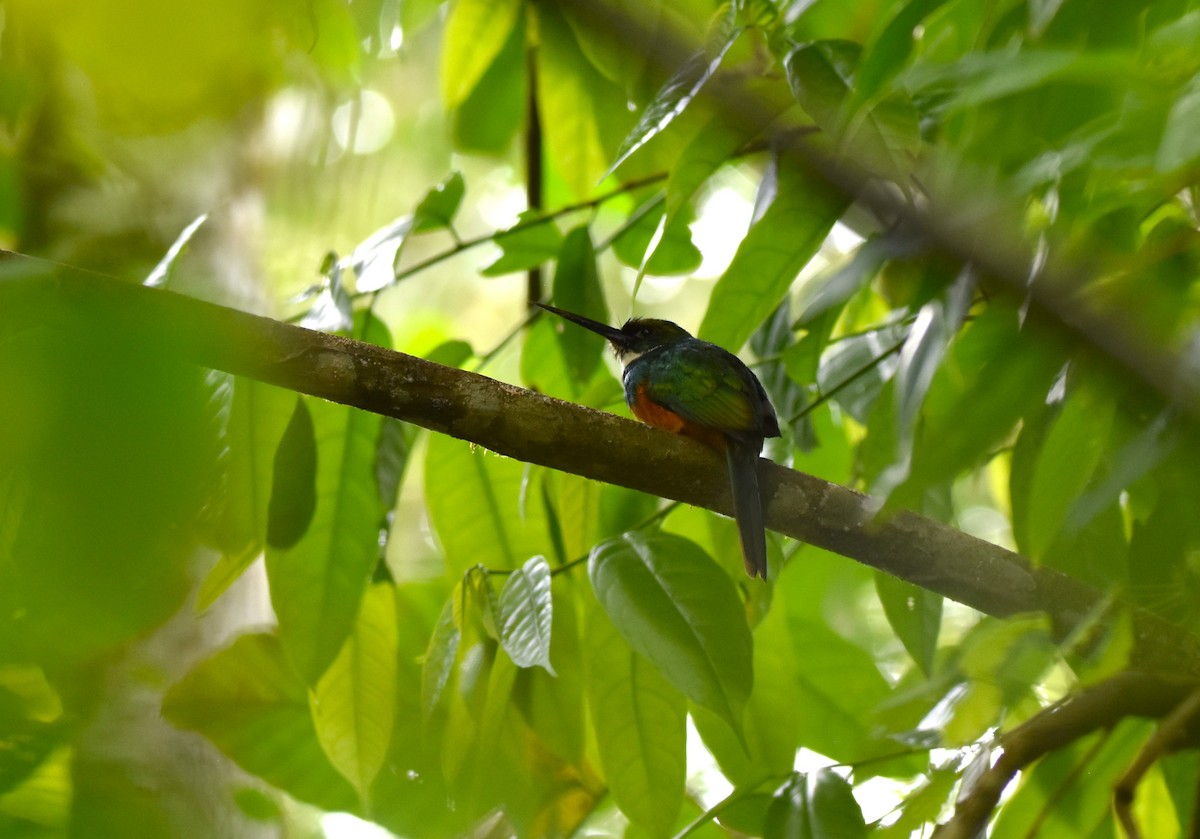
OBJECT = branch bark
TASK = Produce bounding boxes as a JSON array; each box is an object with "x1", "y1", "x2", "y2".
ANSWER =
[
  {"x1": 7, "y1": 264, "x2": 1200, "y2": 677},
  {"x1": 934, "y1": 672, "x2": 1200, "y2": 839}
]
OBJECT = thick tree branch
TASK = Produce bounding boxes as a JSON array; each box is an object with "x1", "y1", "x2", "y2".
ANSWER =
[
  {"x1": 934, "y1": 672, "x2": 1200, "y2": 839},
  {"x1": 7, "y1": 266, "x2": 1200, "y2": 677}
]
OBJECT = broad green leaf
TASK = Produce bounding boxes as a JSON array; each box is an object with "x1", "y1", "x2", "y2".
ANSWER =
[
  {"x1": 421, "y1": 589, "x2": 461, "y2": 719},
  {"x1": 588, "y1": 531, "x2": 752, "y2": 733},
  {"x1": 784, "y1": 40, "x2": 920, "y2": 181},
  {"x1": 514, "y1": 581, "x2": 585, "y2": 763},
  {"x1": 585, "y1": 603, "x2": 686, "y2": 838},
  {"x1": 691, "y1": 596, "x2": 803, "y2": 786},
  {"x1": 537, "y1": 6, "x2": 628, "y2": 197},
  {"x1": 424, "y1": 434, "x2": 549, "y2": 575},
  {"x1": 852, "y1": 0, "x2": 951, "y2": 102},
  {"x1": 198, "y1": 378, "x2": 295, "y2": 611},
  {"x1": 497, "y1": 555, "x2": 555, "y2": 674},
  {"x1": 163, "y1": 633, "x2": 357, "y2": 812},
  {"x1": 411, "y1": 171, "x2": 465, "y2": 233},
  {"x1": 645, "y1": 205, "x2": 704, "y2": 276},
  {"x1": 266, "y1": 331, "x2": 390, "y2": 682},
  {"x1": 551, "y1": 226, "x2": 609, "y2": 384},
  {"x1": 440, "y1": 0, "x2": 521, "y2": 108},
  {"x1": 0, "y1": 744, "x2": 69, "y2": 829},
  {"x1": 764, "y1": 769, "x2": 867, "y2": 839},
  {"x1": 374, "y1": 416, "x2": 415, "y2": 512},
  {"x1": 875, "y1": 571, "x2": 941, "y2": 676},
  {"x1": 1158, "y1": 76, "x2": 1200, "y2": 172},
  {"x1": 450, "y1": 10, "x2": 526, "y2": 154},
  {"x1": 604, "y1": 7, "x2": 743, "y2": 178},
  {"x1": 1022, "y1": 379, "x2": 1115, "y2": 561},
  {"x1": 481, "y1": 211, "x2": 563, "y2": 277},
  {"x1": 311, "y1": 582, "x2": 399, "y2": 802},
  {"x1": 699, "y1": 151, "x2": 849, "y2": 351},
  {"x1": 266, "y1": 396, "x2": 317, "y2": 550},
  {"x1": 0, "y1": 715, "x2": 64, "y2": 798}
]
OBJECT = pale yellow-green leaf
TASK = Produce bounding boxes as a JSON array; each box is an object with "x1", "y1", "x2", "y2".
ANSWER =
[{"x1": 310, "y1": 582, "x2": 399, "y2": 802}]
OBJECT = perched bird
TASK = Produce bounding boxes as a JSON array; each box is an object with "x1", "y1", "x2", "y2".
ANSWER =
[{"x1": 538, "y1": 303, "x2": 781, "y2": 579}]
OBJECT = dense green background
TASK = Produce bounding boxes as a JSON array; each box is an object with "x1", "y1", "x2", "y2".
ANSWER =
[{"x1": 3, "y1": 0, "x2": 1200, "y2": 836}]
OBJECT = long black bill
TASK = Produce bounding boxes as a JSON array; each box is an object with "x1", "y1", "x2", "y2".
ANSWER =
[{"x1": 537, "y1": 303, "x2": 625, "y2": 343}]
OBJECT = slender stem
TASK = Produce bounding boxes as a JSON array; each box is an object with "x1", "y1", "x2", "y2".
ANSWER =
[{"x1": 525, "y1": 45, "x2": 544, "y2": 305}]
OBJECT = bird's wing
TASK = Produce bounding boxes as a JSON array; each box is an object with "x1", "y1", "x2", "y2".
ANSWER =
[{"x1": 639, "y1": 344, "x2": 761, "y2": 434}]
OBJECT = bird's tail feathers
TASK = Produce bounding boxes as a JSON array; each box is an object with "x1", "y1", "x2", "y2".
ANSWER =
[{"x1": 726, "y1": 440, "x2": 768, "y2": 580}]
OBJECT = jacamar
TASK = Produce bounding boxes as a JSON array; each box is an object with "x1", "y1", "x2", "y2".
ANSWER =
[{"x1": 538, "y1": 304, "x2": 781, "y2": 579}]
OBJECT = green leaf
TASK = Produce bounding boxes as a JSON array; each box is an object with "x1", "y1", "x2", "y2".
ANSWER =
[
  {"x1": 875, "y1": 571, "x2": 942, "y2": 676},
  {"x1": 585, "y1": 603, "x2": 686, "y2": 838},
  {"x1": 604, "y1": 8, "x2": 744, "y2": 178},
  {"x1": 497, "y1": 555, "x2": 555, "y2": 674},
  {"x1": 691, "y1": 596, "x2": 803, "y2": 787},
  {"x1": 411, "y1": 171, "x2": 466, "y2": 233},
  {"x1": 698, "y1": 150, "x2": 849, "y2": 351},
  {"x1": 1020, "y1": 379, "x2": 1115, "y2": 561},
  {"x1": 551, "y1": 227, "x2": 609, "y2": 384},
  {"x1": 266, "y1": 370, "x2": 388, "y2": 683},
  {"x1": 764, "y1": 769, "x2": 868, "y2": 839},
  {"x1": 890, "y1": 306, "x2": 1064, "y2": 512},
  {"x1": 198, "y1": 379, "x2": 295, "y2": 611},
  {"x1": 375, "y1": 417, "x2": 415, "y2": 512},
  {"x1": 784, "y1": 40, "x2": 920, "y2": 181},
  {"x1": 424, "y1": 434, "x2": 549, "y2": 575},
  {"x1": 537, "y1": 6, "x2": 628, "y2": 197},
  {"x1": 266, "y1": 396, "x2": 317, "y2": 550},
  {"x1": 421, "y1": 589, "x2": 461, "y2": 719},
  {"x1": 588, "y1": 531, "x2": 752, "y2": 734},
  {"x1": 163, "y1": 633, "x2": 358, "y2": 812},
  {"x1": 852, "y1": 0, "x2": 951, "y2": 103},
  {"x1": 481, "y1": 211, "x2": 563, "y2": 277},
  {"x1": 513, "y1": 581, "x2": 585, "y2": 763},
  {"x1": 1158, "y1": 75, "x2": 1200, "y2": 172},
  {"x1": 991, "y1": 721, "x2": 1151, "y2": 838},
  {"x1": 440, "y1": 0, "x2": 522, "y2": 108},
  {"x1": 450, "y1": 10, "x2": 526, "y2": 154},
  {"x1": 311, "y1": 581, "x2": 399, "y2": 802}
]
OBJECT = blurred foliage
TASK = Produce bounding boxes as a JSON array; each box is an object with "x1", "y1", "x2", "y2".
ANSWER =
[{"x1": 4, "y1": 0, "x2": 1200, "y2": 837}]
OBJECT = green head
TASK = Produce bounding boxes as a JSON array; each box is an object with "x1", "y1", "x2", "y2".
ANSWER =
[{"x1": 538, "y1": 304, "x2": 692, "y2": 364}]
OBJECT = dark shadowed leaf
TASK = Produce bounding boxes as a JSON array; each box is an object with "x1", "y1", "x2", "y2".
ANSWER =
[
  {"x1": 266, "y1": 397, "x2": 317, "y2": 550},
  {"x1": 411, "y1": 171, "x2": 466, "y2": 233},
  {"x1": 551, "y1": 227, "x2": 609, "y2": 384},
  {"x1": 764, "y1": 769, "x2": 867, "y2": 839}
]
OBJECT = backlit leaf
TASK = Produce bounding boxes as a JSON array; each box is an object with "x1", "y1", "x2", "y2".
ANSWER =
[
  {"x1": 311, "y1": 582, "x2": 399, "y2": 801},
  {"x1": 411, "y1": 171, "x2": 466, "y2": 233},
  {"x1": 440, "y1": 0, "x2": 522, "y2": 108},
  {"x1": 585, "y1": 603, "x2": 686, "y2": 838},
  {"x1": 699, "y1": 150, "x2": 849, "y2": 351},
  {"x1": 498, "y1": 555, "x2": 555, "y2": 674}
]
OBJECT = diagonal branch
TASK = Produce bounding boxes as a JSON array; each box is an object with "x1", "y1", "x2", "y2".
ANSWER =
[{"x1": 7, "y1": 264, "x2": 1200, "y2": 677}]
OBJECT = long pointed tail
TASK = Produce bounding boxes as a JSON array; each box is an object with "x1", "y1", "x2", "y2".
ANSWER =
[{"x1": 726, "y1": 440, "x2": 768, "y2": 579}]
